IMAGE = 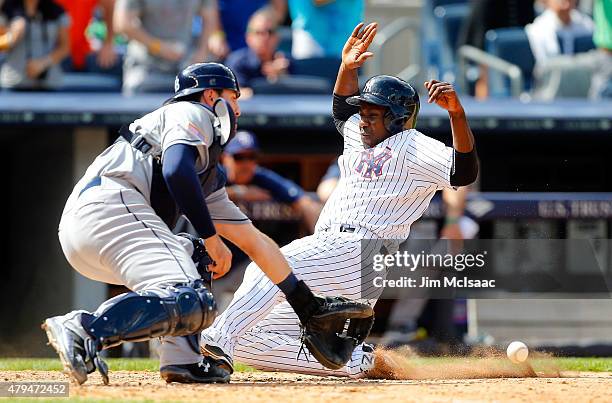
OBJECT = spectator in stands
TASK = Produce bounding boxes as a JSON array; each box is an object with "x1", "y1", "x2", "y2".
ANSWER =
[
  {"x1": 225, "y1": 8, "x2": 291, "y2": 96},
  {"x1": 458, "y1": 0, "x2": 535, "y2": 98},
  {"x1": 218, "y1": 0, "x2": 286, "y2": 53},
  {"x1": 55, "y1": 0, "x2": 119, "y2": 73},
  {"x1": 222, "y1": 131, "x2": 322, "y2": 233},
  {"x1": 316, "y1": 157, "x2": 338, "y2": 203},
  {"x1": 526, "y1": 0, "x2": 594, "y2": 66},
  {"x1": 589, "y1": 0, "x2": 612, "y2": 99},
  {"x1": 114, "y1": 0, "x2": 223, "y2": 94},
  {"x1": 0, "y1": 0, "x2": 70, "y2": 90},
  {"x1": 288, "y1": 0, "x2": 363, "y2": 59}
]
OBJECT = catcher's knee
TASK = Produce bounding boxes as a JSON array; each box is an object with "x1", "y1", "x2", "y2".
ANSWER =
[{"x1": 82, "y1": 281, "x2": 217, "y2": 349}]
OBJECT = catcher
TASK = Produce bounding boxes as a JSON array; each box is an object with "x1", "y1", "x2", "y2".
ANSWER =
[
  {"x1": 42, "y1": 62, "x2": 373, "y2": 385},
  {"x1": 162, "y1": 22, "x2": 478, "y2": 382}
]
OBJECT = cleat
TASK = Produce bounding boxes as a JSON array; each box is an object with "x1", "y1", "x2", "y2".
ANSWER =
[
  {"x1": 160, "y1": 356, "x2": 231, "y2": 384},
  {"x1": 41, "y1": 318, "x2": 90, "y2": 385},
  {"x1": 42, "y1": 316, "x2": 109, "y2": 385},
  {"x1": 200, "y1": 343, "x2": 234, "y2": 374},
  {"x1": 160, "y1": 342, "x2": 233, "y2": 384}
]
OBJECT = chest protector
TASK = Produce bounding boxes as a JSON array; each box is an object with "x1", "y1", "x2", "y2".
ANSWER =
[{"x1": 121, "y1": 100, "x2": 236, "y2": 229}]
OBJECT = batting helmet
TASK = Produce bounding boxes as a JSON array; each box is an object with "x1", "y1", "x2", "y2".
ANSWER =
[
  {"x1": 347, "y1": 75, "x2": 420, "y2": 134},
  {"x1": 165, "y1": 62, "x2": 240, "y2": 104}
]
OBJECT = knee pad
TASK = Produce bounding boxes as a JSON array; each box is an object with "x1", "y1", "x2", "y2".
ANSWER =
[{"x1": 83, "y1": 282, "x2": 217, "y2": 350}]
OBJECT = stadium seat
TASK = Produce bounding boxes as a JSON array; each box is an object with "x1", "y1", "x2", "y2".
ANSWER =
[
  {"x1": 557, "y1": 32, "x2": 596, "y2": 54},
  {"x1": 421, "y1": 0, "x2": 469, "y2": 83},
  {"x1": 485, "y1": 28, "x2": 536, "y2": 97},
  {"x1": 431, "y1": 3, "x2": 471, "y2": 78},
  {"x1": 290, "y1": 57, "x2": 342, "y2": 85}
]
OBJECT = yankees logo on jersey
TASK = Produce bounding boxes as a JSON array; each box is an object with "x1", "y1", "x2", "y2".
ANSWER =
[
  {"x1": 355, "y1": 147, "x2": 393, "y2": 179},
  {"x1": 315, "y1": 113, "x2": 454, "y2": 240}
]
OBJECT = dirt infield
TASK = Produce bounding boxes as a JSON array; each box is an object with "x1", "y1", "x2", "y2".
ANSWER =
[{"x1": 3, "y1": 370, "x2": 612, "y2": 402}]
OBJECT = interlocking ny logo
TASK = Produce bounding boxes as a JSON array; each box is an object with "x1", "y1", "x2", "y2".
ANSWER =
[{"x1": 355, "y1": 147, "x2": 393, "y2": 178}]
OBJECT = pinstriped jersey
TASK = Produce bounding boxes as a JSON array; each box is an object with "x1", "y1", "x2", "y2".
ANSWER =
[{"x1": 315, "y1": 113, "x2": 455, "y2": 239}]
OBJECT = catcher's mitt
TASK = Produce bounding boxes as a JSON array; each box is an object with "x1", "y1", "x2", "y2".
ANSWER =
[{"x1": 301, "y1": 296, "x2": 374, "y2": 370}]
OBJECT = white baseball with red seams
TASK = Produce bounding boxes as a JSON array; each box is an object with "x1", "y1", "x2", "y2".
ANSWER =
[{"x1": 507, "y1": 341, "x2": 529, "y2": 364}]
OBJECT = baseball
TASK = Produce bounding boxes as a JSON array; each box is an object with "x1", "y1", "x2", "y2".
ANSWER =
[{"x1": 506, "y1": 341, "x2": 529, "y2": 364}]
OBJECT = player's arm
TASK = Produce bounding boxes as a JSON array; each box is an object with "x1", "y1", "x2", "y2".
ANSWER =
[
  {"x1": 332, "y1": 22, "x2": 377, "y2": 131},
  {"x1": 162, "y1": 144, "x2": 232, "y2": 279},
  {"x1": 425, "y1": 80, "x2": 478, "y2": 187}
]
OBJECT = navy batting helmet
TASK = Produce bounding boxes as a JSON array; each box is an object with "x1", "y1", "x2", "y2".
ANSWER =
[
  {"x1": 347, "y1": 75, "x2": 420, "y2": 134},
  {"x1": 165, "y1": 62, "x2": 240, "y2": 104}
]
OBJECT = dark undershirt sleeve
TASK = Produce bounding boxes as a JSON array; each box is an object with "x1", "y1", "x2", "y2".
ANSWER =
[
  {"x1": 162, "y1": 144, "x2": 216, "y2": 239},
  {"x1": 450, "y1": 148, "x2": 479, "y2": 187},
  {"x1": 332, "y1": 93, "x2": 360, "y2": 134}
]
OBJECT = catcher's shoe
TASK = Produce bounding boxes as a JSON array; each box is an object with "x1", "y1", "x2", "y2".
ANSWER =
[
  {"x1": 160, "y1": 355, "x2": 231, "y2": 384},
  {"x1": 41, "y1": 315, "x2": 109, "y2": 385}
]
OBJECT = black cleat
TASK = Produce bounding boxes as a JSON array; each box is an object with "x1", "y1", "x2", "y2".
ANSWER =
[
  {"x1": 160, "y1": 356, "x2": 232, "y2": 384},
  {"x1": 42, "y1": 316, "x2": 109, "y2": 385}
]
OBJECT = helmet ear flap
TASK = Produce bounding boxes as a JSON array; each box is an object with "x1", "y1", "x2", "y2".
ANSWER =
[{"x1": 384, "y1": 109, "x2": 408, "y2": 134}]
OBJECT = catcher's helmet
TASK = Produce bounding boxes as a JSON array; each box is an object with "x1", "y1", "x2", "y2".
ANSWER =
[
  {"x1": 347, "y1": 75, "x2": 420, "y2": 134},
  {"x1": 165, "y1": 62, "x2": 240, "y2": 104}
]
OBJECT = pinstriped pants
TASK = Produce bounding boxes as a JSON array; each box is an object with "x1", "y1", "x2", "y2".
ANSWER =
[{"x1": 201, "y1": 232, "x2": 387, "y2": 377}]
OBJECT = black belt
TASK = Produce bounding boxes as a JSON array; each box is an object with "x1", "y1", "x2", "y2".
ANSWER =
[
  {"x1": 324, "y1": 224, "x2": 356, "y2": 233},
  {"x1": 79, "y1": 176, "x2": 102, "y2": 197},
  {"x1": 119, "y1": 125, "x2": 154, "y2": 154}
]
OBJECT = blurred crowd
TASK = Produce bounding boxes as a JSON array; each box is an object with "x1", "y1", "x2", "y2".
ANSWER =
[
  {"x1": 0, "y1": 0, "x2": 608, "y2": 99},
  {"x1": 0, "y1": 0, "x2": 363, "y2": 94}
]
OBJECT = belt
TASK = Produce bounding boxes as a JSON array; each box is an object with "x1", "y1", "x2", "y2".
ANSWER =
[
  {"x1": 324, "y1": 224, "x2": 356, "y2": 233},
  {"x1": 119, "y1": 125, "x2": 153, "y2": 154},
  {"x1": 79, "y1": 176, "x2": 102, "y2": 197}
]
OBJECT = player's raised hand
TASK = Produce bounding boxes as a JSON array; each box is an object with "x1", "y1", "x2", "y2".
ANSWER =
[
  {"x1": 203, "y1": 234, "x2": 232, "y2": 279},
  {"x1": 425, "y1": 80, "x2": 463, "y2": 114},
  {"x1": 341, "y1": 22, "x2": 377, "y2": 70}
]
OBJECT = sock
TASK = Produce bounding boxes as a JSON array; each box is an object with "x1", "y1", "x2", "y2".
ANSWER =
[{"x1": 277, "y1": 272, "x2": 299, "y2": 296}]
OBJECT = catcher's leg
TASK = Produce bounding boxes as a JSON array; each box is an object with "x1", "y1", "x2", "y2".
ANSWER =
[
  {"x1": 233, "y1": 302, "x2": 372, "y2": 378},
  {"x1": 48, "y1": 185, "x2": 211, "y2": 384},
  {"x1": 43, "y1": 283, "x2": 216, "y2": 385}
]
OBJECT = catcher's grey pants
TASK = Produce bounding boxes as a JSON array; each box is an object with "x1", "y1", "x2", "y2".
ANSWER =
[
  {"x1": 58, "y1": 177, "x2": 248, "y2": 366},
  {"x1": 201, "y1": 232, "x2": 385, "y2": 377}
]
